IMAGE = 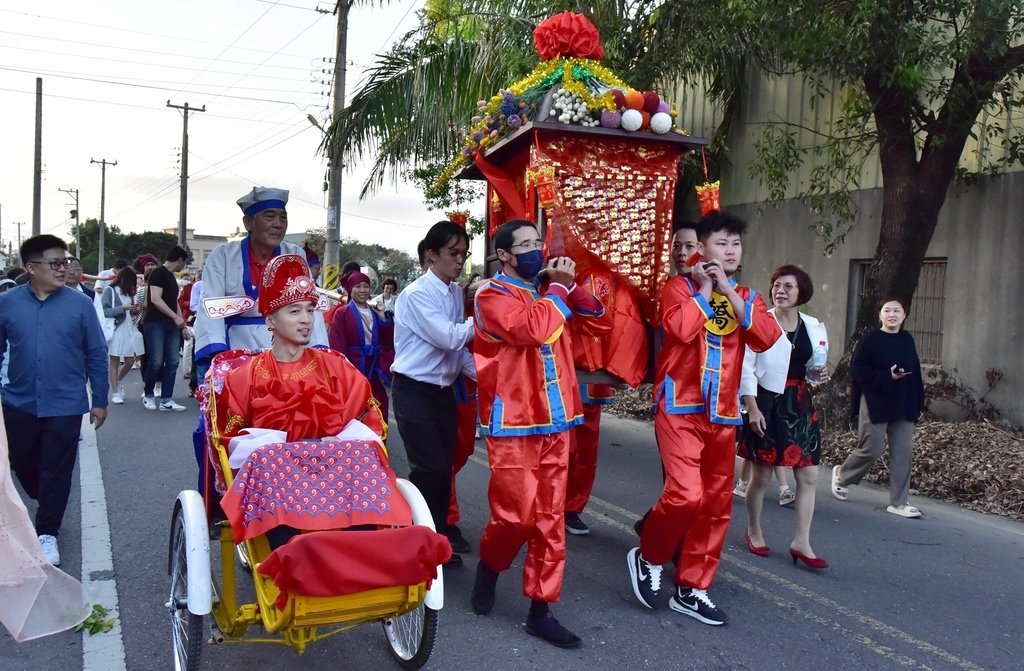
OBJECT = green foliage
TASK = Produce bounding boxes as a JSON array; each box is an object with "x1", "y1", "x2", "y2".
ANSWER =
[
  {"x1": 409, "y1": 161, "x2": 486, "y2": 238},
  {"x1": 300, "y1": 227, "x2": 420, "y2": 285},
  {"x1": 75, "y1": 604, "x2": 116, "y2": 636},
  {"x1": 70, "y1": 219, "x2": 182, "y2": 272}
]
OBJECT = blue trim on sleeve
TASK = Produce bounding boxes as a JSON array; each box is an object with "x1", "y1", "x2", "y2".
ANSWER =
[
  {"x1": 544, "y1": 294, "x2": 572, "y2": 321},
  {"x1": 693, "y1": 293, "x2": 716, "y2": 319},
  {"x1": 741, "y1": 288, "x2": 755, "y2": 330}
]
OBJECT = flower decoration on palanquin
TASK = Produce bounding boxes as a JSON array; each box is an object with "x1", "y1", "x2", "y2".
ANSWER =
[
  {"x1": 446, "y1": 210, "x2": 469, "y2": 229},
  {"x1": 533, "y1": 11, "x2": 605, "y2": 61},
  {"x1": 434, "y1": 12, "x2": 687, "y2": 189}
]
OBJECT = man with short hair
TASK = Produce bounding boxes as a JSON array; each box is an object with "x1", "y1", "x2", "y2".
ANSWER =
[
  {"x1": 142, "y1": 245, "x2": 190, "y2": 412},
  {"x1": 63, "y1": 256, "x2": 95, "y2": 300},
  {"x1": 470, "y1": 220, "x2": 609, "y2": 648},
  {"x1": 627, "y1": 210, "x2": 781, "y2": 625},
  {"x1": 0, "y1": 234, "x2": 108, "y2": 565},
  {"x1": 671, "y1": 221, "x2": 700, "y2": 275},
  {"x1": 391, "y1": 221, "x2": 475, "y2": 565},
  {"x1": 192, "y1": 187, "x2": 327, "y2": 371}
]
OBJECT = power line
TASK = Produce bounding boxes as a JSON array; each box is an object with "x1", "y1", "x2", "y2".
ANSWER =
[
  {"x1": 0, "y1": 65, "x2": 315, "y2": 106},
  {"x1": 0, "y1": 7, "x2": 314, "y2": 60},
  {"x1": 0, "y1": 85, "x2": 314, "y2": 126},
  {"x1": 0, "y1": 29, "x2": 317, "y2": 72},
  {"x1": 0, "y1": 61, "x2": 319, "y2": 86}
]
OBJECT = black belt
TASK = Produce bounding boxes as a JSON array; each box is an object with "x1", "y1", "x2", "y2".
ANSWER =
[{"x1": 393, "y1": 372, "x2": 452, "y2": 391}]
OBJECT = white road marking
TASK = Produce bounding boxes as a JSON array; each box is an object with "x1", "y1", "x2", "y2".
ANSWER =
[{"x1": 78, "y1": 417, "x2": 127, "y2": 671}]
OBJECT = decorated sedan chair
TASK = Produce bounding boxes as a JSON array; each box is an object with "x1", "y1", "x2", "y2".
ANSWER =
[
  {"x1": 440, "y1": 12, "x2": 712, "y2": 388},
  {"x1": 170, "y1": 254, "x2": 448, "y2": 668}
]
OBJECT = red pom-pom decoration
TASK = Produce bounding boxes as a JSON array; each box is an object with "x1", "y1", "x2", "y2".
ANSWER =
[
  {"x1": 642, "y1": 91, "x2": 661, "y2": 114},
  {"x1": 611, "y1": 89, "x2": 627, "y2": 110},
  {"x1": 639, "y1": 110, "x2": 651, "y2": 130},
  {"x1": 533, "y1": 12, "x2": 605, "y2": 61}
]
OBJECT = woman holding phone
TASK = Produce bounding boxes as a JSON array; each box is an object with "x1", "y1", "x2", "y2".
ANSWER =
[{"x1": 831, "y1": 297, "x2": 925, "y2": 518}]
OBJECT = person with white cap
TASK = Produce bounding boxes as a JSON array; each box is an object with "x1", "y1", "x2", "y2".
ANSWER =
[{"x1": 192, "y1": 186, "x2": 328, "y2": 375}]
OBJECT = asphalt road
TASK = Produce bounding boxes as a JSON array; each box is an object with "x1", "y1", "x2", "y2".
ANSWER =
[{"x1": 2, "y1": 372, "x2": 1022, "y2": 670}]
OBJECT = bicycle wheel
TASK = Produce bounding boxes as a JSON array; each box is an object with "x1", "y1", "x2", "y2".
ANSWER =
[
  {"x1": 168, "y1": 508, "x2": 204, "y2": 671},
  {"x1": 382, "y1": 603, "x2": 438, "y2": 669}
]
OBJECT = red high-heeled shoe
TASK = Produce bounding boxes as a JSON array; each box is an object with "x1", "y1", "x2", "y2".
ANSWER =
[
  {"x1": 744, "y1": 531, "x2": 770, "y2": 557},
  {"x1": 789, "y1": 549, "x2": 828, "y2": 569}
]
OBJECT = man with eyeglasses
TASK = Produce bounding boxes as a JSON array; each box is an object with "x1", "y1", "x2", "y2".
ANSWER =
[
  {"x1": 469, "y1": 219, "x2": 609, "y2": 649},
  {"x1": 0, "y1": 235, "x2": 109, "y2": 566},
  {"x1": 63, "y1": 256, "x2": 96, "y2": 300},
  {"x1": 391, "y1": 221, "x2": 476, "y2": 567}
]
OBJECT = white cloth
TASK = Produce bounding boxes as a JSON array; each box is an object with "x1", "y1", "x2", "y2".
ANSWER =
[
  {"x1": 740, "y1": 310, "x2": 828, "y2": 396},
  {"x1": 93, "y1": 267, "x2": 117, "y2": 291},
  {"x1": 391, "y1": 270, "x2": 474, "y2": 387},
  {"x1": 226, "y1": 419, "x2": 384, "y2": 469},
  {"x1": 0, "y1": 412, "x2": 90, "y2": 641},
  {"x1": 370, "y1": 292, "x2": 397, "y2": 314},
  {"x1": 105, "y1": 288, "x2": 145, "y2": 358},
  {"x1": 189, "y1": 280, "x2": 204, "y2": 316},
  {"x1": 191, "y1": 239, "x2": 327, "y2": 361}
]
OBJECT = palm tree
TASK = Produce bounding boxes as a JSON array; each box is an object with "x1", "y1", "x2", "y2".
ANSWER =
[{"x1": 323, "y1": 0, "x2": 745, "y2": 199}]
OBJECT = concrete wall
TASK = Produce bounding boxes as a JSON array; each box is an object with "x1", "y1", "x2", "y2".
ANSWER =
[{"x1": 729, "y1": 171, "x2": 1024, "y2": 424}]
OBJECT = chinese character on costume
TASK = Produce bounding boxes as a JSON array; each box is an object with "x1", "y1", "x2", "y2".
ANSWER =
[{"x1": 628, "y1": 211, "x2": 781, "y2": 626}]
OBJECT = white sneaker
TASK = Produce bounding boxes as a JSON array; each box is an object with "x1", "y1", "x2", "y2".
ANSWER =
[
  {"x1": 778, "y1": 486, "x2": 796, "y2": 507},
  {"x1": 732, "y1": 480, "x2": 749, "y2": 498},
  {"x1": 118, "y1": 384, "x2": 125, "y2": 397},
  {"x1": 111, "y1": 391, "x2": 124, "y2": 404},
  {"x1": 143, "y1": 396, "x2": 157, "y2": 410},
  {"x1": 38, "y1": 534, "x2": 60, "y2": 566},
  {"x1": 159, "y1": 399, "x2": 187, "y2": 412}
]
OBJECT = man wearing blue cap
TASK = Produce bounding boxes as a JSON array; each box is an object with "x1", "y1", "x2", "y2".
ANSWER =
[{"x1": 192, "y1": 187, "x2": 328, "y2": 368}]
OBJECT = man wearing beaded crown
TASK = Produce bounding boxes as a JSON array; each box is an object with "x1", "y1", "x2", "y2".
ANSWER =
[{"x1": 192, "y1": 187, "x2": 328, "y2": 370}]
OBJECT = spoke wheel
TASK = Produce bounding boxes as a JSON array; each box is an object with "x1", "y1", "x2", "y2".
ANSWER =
[
  {"x1": 169, "y1": 509, "x2": 204, "y2": 671},
  {"x1": 382, "y1": 604, "x2": 437, "y2": 670}
]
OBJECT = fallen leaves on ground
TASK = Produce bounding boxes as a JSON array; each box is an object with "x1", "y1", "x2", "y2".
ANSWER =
[{"x1": 608, "y1": 387, "x2": 1024, "y2": 521}]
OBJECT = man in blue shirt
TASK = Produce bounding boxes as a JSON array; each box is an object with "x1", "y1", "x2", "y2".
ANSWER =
[{"x1": 0, "y1": 234, "x2": 109, "y2": 566}]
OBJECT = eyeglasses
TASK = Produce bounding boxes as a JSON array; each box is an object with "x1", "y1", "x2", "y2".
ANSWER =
[
  {"x1": 446, "y1": 249, "x2": 471, "y2": 261},
  {"x1": 509, "y1": 240, "x2": 544, "y2": 251},
  {"x1": 28, "y1": 257, "x2": 70, "y2": 271}
]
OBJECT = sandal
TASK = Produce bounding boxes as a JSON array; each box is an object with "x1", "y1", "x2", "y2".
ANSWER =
[
  {"x1": 778, "y1": 488, "x2": 796, "y2": 507},
  {"x1": 886, "y1": 505, "x2": 922, "y2": 518},
  {"x1": 830, "y1": 465, "x2": 848, "y2": 501}
]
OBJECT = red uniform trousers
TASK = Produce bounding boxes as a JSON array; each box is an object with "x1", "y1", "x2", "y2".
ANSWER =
[
  {"x1": 565, "y1": 403, "x2": 602, "y2": 515},
  {"x1": 478, "y1": 431, "x2": 570, "y2": 603},
  {"x1": 640, "y1": 409, "x2": 737, "y2": 590},
  {"x1": 446, "y1": 397, "x2": 478, "y2": 526}
]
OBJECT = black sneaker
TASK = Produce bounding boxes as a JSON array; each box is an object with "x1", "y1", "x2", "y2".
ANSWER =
[
  {"x1": 626, "y1": 547, "x2": 663, "y2": 609},
  {"x1": 565, "y1": 513, "x2": 590, "y2": 536},
  {"x1": 471, "y1": 561, "x2": 498, "y2": 615},
  {"x1": 670, "y1": 587, "x2": 728, "y2": 625},
  {"x1": 525, "y1": 612, "x2": 581, "y2": 648},
  {"x1": 445, "y1": 525, "x2": 472, "y2": 554}
]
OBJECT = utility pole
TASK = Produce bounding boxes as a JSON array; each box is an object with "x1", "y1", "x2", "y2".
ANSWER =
[
  {"x1": 167, "y1": 101, "x2": 206, "y2": 247},
  {"x1": 91, "y1": 158, "x2": 117, "y2": 271},
  {"x1": 59, "y1": 187, "x2": 80, "y2": 255},
  {"x1": 32, "y1": 77, "x2": 43, "y2": 236},
  {"x1": 16, "y1": 221, "x2": 23, "y2": 247},
  {"x1": 324, "y1": 0, "x2": 352, "y2": 289}
]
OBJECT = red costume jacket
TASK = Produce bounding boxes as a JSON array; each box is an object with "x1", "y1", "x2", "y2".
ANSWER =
[
  {"x1": 474, "y1": 274, "x2": 610, "y2": 436},
  {"x1": 655, "y1": 275, "x2": 780, "y2": 425},
  {"x1": 216, "y1": 348, "x2": 385, "y2": 449}
]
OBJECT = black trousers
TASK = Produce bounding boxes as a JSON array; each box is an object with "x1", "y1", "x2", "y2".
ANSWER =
[
  {"x1": 391, "y1": 373, "x2": 458, "y2": 537},
  {"x1": 4, "y1": 404, "x2": 82, "y2": 536}
]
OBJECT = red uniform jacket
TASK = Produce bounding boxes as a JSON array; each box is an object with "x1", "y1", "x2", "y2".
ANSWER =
[
  {"x1": 655, "y1": 275, "x2": 780, "y2": 425},
  {"x1": 474, "y1": 274, "x2": 610, "y2": 437}
]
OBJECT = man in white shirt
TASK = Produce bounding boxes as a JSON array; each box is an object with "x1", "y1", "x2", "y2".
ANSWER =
[{"x1": 391, "y1": 221, "x2": 475, "y2": 566}]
